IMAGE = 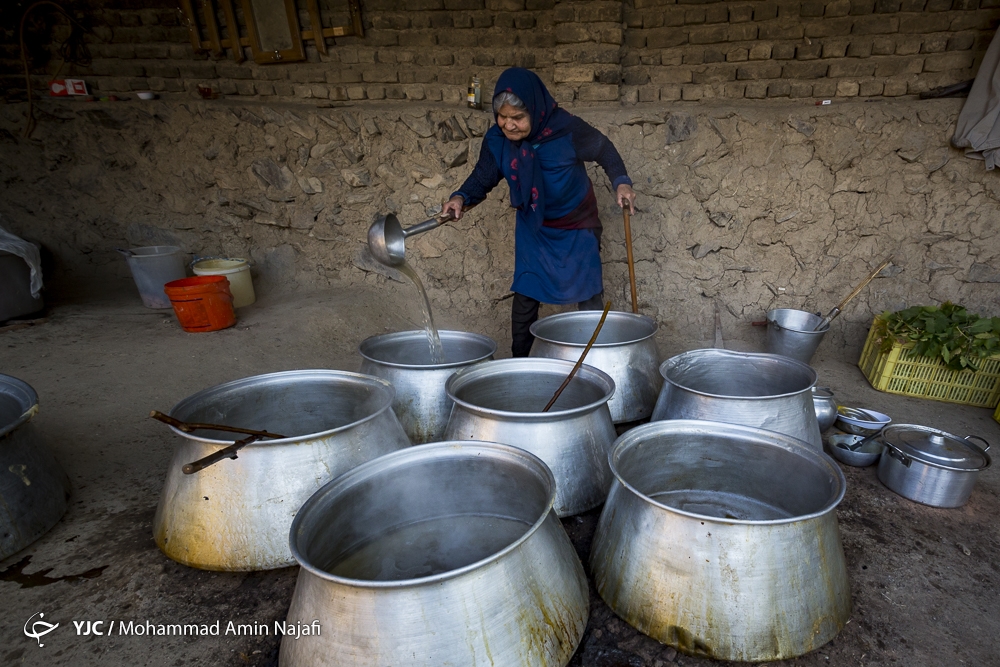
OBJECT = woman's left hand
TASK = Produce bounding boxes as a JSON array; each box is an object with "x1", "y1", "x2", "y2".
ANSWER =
[{"x1": 616, "y1": 184, "x2": 637, "y2": 215}]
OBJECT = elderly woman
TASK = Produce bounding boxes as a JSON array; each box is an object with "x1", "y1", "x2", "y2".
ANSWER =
[{"x1": 443, "y1": 68, "x2": 637, "y2": 357}]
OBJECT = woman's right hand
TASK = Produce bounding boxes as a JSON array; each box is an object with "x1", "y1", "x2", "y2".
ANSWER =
[{"x1": 442, "y1": 195, "x2": 465, "y2": 221}]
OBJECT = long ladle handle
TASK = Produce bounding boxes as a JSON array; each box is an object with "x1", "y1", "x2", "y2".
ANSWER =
[
  {"x1": 182, "y1": 434, "x2": 261, "y2": 474},
  {"x1": 543, "y1": 301, "x2": 612, "y2": 412},
  {"x1": 402, "y1": 211, "x2": 454, "y2": 239},
  {"x1": 814, "y1": 257, "x2": 892, "y2": 331},
  {"x1": 623, "y1": 208, "x2": 638, "y2": 314},
  {"x1": 150, "y1": 410, "x2": 287, "y2": 439}
]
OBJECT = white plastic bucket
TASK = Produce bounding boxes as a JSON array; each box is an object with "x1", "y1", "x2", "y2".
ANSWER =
[
  {"x1": 191, "y1": 258, "x2": 255, "y2": 308},
  {"x1": 121, "y1": 246, "x2": 187, "y2": 309}
]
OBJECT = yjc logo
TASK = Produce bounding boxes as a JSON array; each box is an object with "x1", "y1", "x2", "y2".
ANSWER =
[{"x1": 24, "y1": 612, "x2": 59, "y2": 647}]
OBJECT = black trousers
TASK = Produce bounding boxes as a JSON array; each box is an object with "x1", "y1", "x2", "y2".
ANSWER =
[{"x1": 511, "y1": 291, "x2": 605, "y2": 358}]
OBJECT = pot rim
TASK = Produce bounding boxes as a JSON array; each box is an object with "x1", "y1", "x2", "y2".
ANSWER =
[
  {"x1": 358, "y1": 330, "x2": 497, "y2": 370},
  {"x1": 659, "y1": 349, "x2": 817, "y2": 400},
  {"x1": 166, "y1": 369, "x2": 397, "y2": 445},
  {"x1": 766, "y1": 308, "x2": 831, "y2": 334},
  {"x1": 0, "y1": 374, "x2": 39, "y2": 438},
  {"x1": 289, "y1": 440, "x2": 557, "y2": 588},
  {"x1": 529, "y1": 310, "x2": 658, "y2": 348},
  {"x1": 609, "y1": 420, "x2": 846, "y2": 525},
  {"x1": 445, "y1": 358, "x2": 616, "y2": 420}
]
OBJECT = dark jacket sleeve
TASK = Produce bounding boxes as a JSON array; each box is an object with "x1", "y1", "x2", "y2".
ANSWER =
[
  {"x1": 450, "y1": 139, "x2": 504, "y2": 206},
  {"x1": 568, "y1": 116, "x2": 633, "y2": 190}
]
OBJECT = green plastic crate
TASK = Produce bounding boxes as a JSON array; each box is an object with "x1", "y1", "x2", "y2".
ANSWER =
[{"x1": 858, "y1": 322, "x2": 1000, "y2": 409}]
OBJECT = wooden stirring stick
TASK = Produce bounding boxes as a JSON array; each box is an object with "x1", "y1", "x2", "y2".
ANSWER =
[{"x1": 543, "y1": 301, "x2": 612, "y2": 412}]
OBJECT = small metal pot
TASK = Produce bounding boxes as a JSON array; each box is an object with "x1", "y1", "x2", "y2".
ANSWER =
[
  {"x1": 876, "y1": 424, "x2": 991, "y2": 508},
  {"x1": 812, "y1": 386, "x2": 838, "y2": 431},
  {"x1": 444, "y1": 358, "x2": 617, "y2": 516},
  {"x1": 591, "y1": 420, "x2": 850, "y2": 662},
  {"x1": 153, "y1": 370, "x2": 411, "y2": 571},
  {"x1": 280, "y1": 441, "x2": 589, "y2": 667},
  {"x1": 359, "y1": 330, "x2": 496, "y2": 444},
  {"x1": 765, "y1": 308, "x2": 829, "y2": 364},
  {"x1": 0, "y1": 375, "x2": 72, "y2": 561},
  {"x1": 651, "y1": 349, "x2": 822, "y2": 450},
  {"x1": 529, "y1": 311, "x2": 661, "y2": 423}
]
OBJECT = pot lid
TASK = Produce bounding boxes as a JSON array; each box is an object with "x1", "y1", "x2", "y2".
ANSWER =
[{"x1": 881, "y1": 424, "x2": 990, "y2": 471}]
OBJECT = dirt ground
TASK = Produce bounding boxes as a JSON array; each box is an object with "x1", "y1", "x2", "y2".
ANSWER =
[{"x1": 1, "y1": 274, "x2": 998, "y2": 667}]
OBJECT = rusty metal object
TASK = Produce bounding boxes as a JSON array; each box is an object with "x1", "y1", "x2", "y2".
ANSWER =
[
  {"x1": 152, "y1": 370, "x2": 411, "y2": 571},
  {"x1": 280, "y1": 442, "x2": 588, "y2": 667},
  {"x1": 591, "y1": 420, "x2": 851, "y2": 662}
]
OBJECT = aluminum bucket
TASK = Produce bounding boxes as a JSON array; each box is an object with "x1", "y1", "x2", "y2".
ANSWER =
[
  {"x1": 591, "y1": 420, "x2": 851, "y2": 662},
  {"x1": 281, "y1": 441, "x2": 589, "y2": 667},
  {"x1": 359, "y1": 330, "x2": 496, "y2": 444},
  {"x1": 765, "y1": 308, "x2": 829, "y2": 364}
]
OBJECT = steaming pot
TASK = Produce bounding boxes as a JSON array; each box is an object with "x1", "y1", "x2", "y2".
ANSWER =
[
  {"x1": 530, "y1": 311, "x2": 661, "y2": 423},
  {"x1": 358, "y1": 330, "x2": 496, "y2": 444},
  {"x1": 444, "y1": 358, "x2": 616, "y2": 516},
  {"x1": 153, "y1": 370, "x2": 410, "y2": 571},
  {"x1": 651, "y1": 349, "x2": 822, "y2": 450},
  {"x1": 280, "y1": 441, "x2": 589, "y2": 667},
  {"x1": 591, "y1": 420, "x2": 851, "y2": 662}
]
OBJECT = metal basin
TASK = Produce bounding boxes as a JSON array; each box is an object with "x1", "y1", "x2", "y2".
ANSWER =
[
  {"x1": 444, "y1": 358, "x2": 617, "y2": 516},
  {"x1": 651, "y1": 349, "x2": 822, "y2": 450},
  {"x1": 153, "y1": 370, "x2": 411, "y2": 571},
  {"x1": 530, "y1": 311, "x2": 661, "y2": 423},
  {"x1": 359, "y1": 330, "x2": 496, "y2": 444},
  {"x1": 591, "y1": 420, "x2": 851, "y2": 662},
  {"x1": 765, "y1": 308, "x2": 829, "y2": 364},
  {"x1": 280, "y1": 441, "x2": 589, "y2": 667},
  {"x1": 0, "y1": 375, "x2": 71, "y2": 561}
]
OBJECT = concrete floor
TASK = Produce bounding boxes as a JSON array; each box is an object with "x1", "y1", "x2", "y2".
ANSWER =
[{"x1": 2, "y1": 277, "x2": 999, "y2": 666}]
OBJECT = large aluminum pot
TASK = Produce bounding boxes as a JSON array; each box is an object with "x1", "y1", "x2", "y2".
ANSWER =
[
  {"x1": 280, "y1": 441, "x2": 589, "y2": 667},
  {"x1": 651, "y1": 349, "x2": 822, "y2": 450},
  {"x1": 0, "y1": 375, "x2": 71, "y2": 561},
  {"x1": 530, "y1": 311, "x2": 661, "y2": 423},
  {"x1": 444, "y1": 358, "x2": 616, "y2": 516},
  {"x1": 591, "y1": 420, "x2": 851, "y2": 662},
  {"x1": 876, "y1": 424, "x2": 991, "y2": 508},
  {"x1": 358, "y1": 329, "x2": 496, "y2": 443},
  {"x1": 153, "y1": 370, "x2": 410, "y2": 571},
  {"x1": 765, "y1": 308, "x2": 829, "y2": 364}
]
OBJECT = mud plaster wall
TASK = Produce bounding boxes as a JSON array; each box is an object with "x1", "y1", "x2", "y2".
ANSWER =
[{"x1": 1, "y1": 97, "x2": 998, "y2": 357}]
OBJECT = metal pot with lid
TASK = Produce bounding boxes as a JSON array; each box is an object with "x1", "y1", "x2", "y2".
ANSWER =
[{"x1": 877, "y1": 424, "x2": 991, "y2": 508}]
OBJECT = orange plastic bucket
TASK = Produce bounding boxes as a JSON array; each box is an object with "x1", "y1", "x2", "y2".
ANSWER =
[{"x1": 164, "y1": 276, "x2": 236, "y2": 332}]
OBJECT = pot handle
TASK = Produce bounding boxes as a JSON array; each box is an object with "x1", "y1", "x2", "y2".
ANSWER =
[
  {"x1": 964, "y1": 435, "x2": 990, "y2": 452},
  {"x1": 883, "y1": 441, "x2": 912, "y2": 468}
]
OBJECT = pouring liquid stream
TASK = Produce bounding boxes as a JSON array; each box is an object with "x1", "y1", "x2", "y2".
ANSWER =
[{"x1": 397, "y1": 260, "x2": 445, "y2": 364}]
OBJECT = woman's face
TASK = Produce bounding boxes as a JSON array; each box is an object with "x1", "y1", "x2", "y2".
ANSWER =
[{"x1": 497, "y1": 103, "x2": 531, "y2": 142}]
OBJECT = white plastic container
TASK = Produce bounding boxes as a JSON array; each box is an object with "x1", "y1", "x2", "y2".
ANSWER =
[
  {"x1": 120, "y1": 246, "x2": 187, "y2": 309},
  {"x1": 192, "y1": 258, "x2": 255, "y2": 308}
]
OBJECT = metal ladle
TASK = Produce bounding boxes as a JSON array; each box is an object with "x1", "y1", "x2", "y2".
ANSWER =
[{"x1": 367, "y1": 212, "x2": 452, "y2": 267}]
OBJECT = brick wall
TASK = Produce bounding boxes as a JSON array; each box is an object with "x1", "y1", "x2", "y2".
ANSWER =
[{"x1": 3, "y1": 1, "x2": 999, "y2": 103}]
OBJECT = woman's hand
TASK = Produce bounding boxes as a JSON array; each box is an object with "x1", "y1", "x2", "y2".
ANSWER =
[
  {"x1": 442, "y1": 195, "x2": 465, "y2": 221},
  {"x1": 617, "y1": 184, "x2": 637, "y2": 215}
]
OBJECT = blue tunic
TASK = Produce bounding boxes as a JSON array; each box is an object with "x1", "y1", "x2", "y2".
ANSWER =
[{"x1": 452, "y1": 117, "x2": 632, "y2": 304}]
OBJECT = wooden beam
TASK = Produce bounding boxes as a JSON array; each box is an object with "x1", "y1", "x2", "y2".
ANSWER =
[
  {"x1": 178, "y1": 0, "x2": 206, "y2": 53},
  {"x1": 217, "y1": 0, "x2": 244, "y2": 62},
  {"x1": 306, "y1": 0, "x2": 327, "y2": 55},
  {"x1": 349, "y1": 0, "x2": 364, "y2": 38},
  {"x1": 199, "y1": 0, "x2": 224, "y2": 57}
]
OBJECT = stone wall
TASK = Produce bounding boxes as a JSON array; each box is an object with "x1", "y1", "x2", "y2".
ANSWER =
[
  {"x1": 1, "y1": 96, "x2": 997, "y2": 358},
  {"x1": 3, "y1": 1, "x2": 999, "y2": 105}
]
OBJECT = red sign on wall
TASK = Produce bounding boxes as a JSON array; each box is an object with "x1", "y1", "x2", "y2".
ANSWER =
[{"x1": 49, "y1": 79, "x2": 88, "y2": 96}]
